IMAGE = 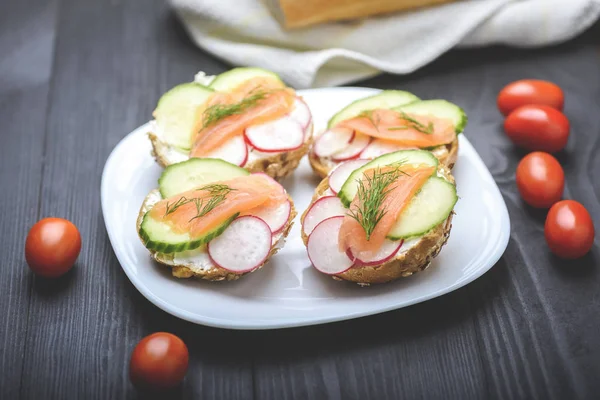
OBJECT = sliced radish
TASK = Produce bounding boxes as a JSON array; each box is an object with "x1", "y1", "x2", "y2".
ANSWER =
[
  {"x1": 247, "y1": 199, "x2": 291, "y2": 234},
  {"x1": 347, "y1": 239, "x2": 403, "y2": 267},
  {"x1": 208, "y1": 216, "x2": 272, "y2": 273},
  {"x1": 328, "y1": 159, "x2": 370, "y2": 194},
  {"x1": 331, "y1": 133, "x2": 371, "y2": 161},
  {"x1": 307, "y1": 216, "x2": 354, "y2": 275},
  {"x1": 205, "y1": 135, "x2": 248, "y2": 167},
  {"x1": 244, "y1": 117, "x2": 304, "y2": 153},
  {"x1": 321, "y1": 188, "x2": 336, "y2": 197},
  {"x1": 360, "y1": 139, "x2": 412, "y2": 159},
  {"x1": 289, "y1": 97, "x2": 312, "y2": 129},
  {"x1": 312, "y1": 127, "x2": 355, "y2": 158},
  {"x1": 302, "y1": 196, "x2": 346, "y2": 236}
]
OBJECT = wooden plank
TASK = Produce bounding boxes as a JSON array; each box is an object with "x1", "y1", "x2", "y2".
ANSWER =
[
  {"x1": 0, "y1": 1, "x2": 58, "y2": 398},
  {"x1": 18, "y1": 0, "x2": 252, "y2": 398},
  {"x1": 252, "y1": 292, "x2": 486, "y2": 399},
  {"x1": 461, "y1": 43, "x2": 600, "y2": 399},
  {"x1": 254, "y1": 38, "x2": 600, "y2": 399}
]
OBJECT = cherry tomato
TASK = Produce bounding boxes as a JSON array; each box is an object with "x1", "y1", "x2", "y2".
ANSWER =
[
  {"x1": 497, "y1": 79, "x2": 564, "y2": 116},
  {"x1": 515, "y1": 152, "x2": 564, "y2": 208},
  {"x1": 545, "y1": 200, "x2": 595, "y2": 259},
  {"x1": 504, "y1": 105, "x2": 569, "y2": 153},
  {"x1": 130, "y1": 332, "x2": 189, "y2": 390},
  {"x1": 25, "y1": 217, "x2": 81, "y2": 278}
]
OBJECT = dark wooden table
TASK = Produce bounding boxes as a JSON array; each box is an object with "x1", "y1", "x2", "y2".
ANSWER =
[{"x1": 1, "y1": 1, "x2": 599, "y2": 399}]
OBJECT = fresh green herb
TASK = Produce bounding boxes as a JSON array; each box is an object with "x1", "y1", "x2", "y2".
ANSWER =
[
  {"x1": 388, "y1": 111, "x2": 434, "y2": 134},
  {"x1": 163, "y1": 183, "x2": 236, "y2": 221},
  {"x1": 164, "y1": 196, "x2": 193, "y2": 216},
  {"x1": 358, "y1": 110, "x2": 434, "y2": 134},
  {"x1": 347, "y1": 164, "x2": 408, "y2": 240},
  {"x1": 358, "y1": 110, "x2": 380, "y2": 132},
  {"x1": 202, "y1": 91, "x2": 269, "y2": 128},
  {"x1": 188, "y1": 184, "x2": 236, "y2": 222}
]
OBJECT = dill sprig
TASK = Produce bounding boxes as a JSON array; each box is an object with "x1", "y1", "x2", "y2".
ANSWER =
[
  {"x1": 358, "y1": 110, "x2": 380, "y2": 131},
  {"x1": 388, "y1": 111, "x2": 434, "y2": 134},
  {"x1": 188, "y1": 184, "x2": 236, "y2": 222},
  {"x1": 163, "y1": 183, "x2": 236, "y2": 221},
  {"x1": 357, "y1": 110, "x2": 434, "y2": 134},
  {"x1": 347, "y1": 164, "x2": 408, "y2": 240},
  {"x1": 164, "y1": 196, "x2": 193, "y2": 216},
  {"x1": 202, "y1": 91, "x2": 269, "y2": 128}
]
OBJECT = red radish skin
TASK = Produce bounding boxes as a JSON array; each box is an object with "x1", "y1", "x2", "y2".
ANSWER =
[
  {"x1": 244, "y1": 117, "x2": 304, "y2": 153},
  {"x1": 248, "y1": 199, "x2": 291, "y2": 234},
  {"x1": 331, "y1": 134, "x2": 371, "y2": 161},
  {"x1": 205, "y1": 135, "x2": 248, "y2": 167},
  {"x1": 347, "y1": 239, "x2": 403, "y2": 267},
  {"x1": 208, "y1": 216, "x2": 272, "y2": 273},
  {"x1": 313, "y1": 127, "x2": 355, "y2": 158},
  {"x1": 307, "y1": 216, "x2": 354, "y2": 275},
  {"x1": 289, "y1": 98, "x2": 312, "y2": 129},
  {"x1": 328, "y1": 159, "x2": 370, "y2": 194},
  {"x1": 302, "y1": 196, "x2": 347, "y2": 236}
]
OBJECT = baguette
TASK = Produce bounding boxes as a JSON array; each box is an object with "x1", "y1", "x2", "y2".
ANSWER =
[{"x1": 270, "y1": 0, "x2": 458, "y2": 29}]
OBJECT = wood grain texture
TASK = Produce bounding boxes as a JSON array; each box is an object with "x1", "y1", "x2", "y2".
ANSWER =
[
  {"x1": 252, "y1": 31, "x2": 600, "y2": 400},
  {"x1": 0, "y1": 0, "x2": 599, "y2": 398},
  {"x1": 0, "y1": 0, "x2": 58, "y2": 398},
  {"x1": 14, "y1": 1, "x2": 252, "y2": 399}
]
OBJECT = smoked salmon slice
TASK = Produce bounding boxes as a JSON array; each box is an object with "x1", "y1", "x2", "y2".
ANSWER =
[
  {"x1": 338, "y1": 164, "x2": 435, "y2": 260},
  {"x1": 190, "y1": 78, "x2": 296, "y2": 158},
  {"x1": 150, "y1": 174, "x2": 287, "y2": 238},
  {"x1": 338, "y1": 109, "x2": 455, "y2": 148}
]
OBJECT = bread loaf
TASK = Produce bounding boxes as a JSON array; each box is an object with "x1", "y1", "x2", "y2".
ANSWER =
[{"x1": 270, "y1": 0, "x2": 458, "y2": 29}]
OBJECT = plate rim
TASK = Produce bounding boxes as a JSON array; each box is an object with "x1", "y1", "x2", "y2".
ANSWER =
[{"x1": 101, "y1": 87, "x2": 510, "y2": 330}]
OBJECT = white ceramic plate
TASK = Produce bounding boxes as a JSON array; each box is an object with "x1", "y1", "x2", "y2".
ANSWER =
[{"x1": 101, "y1": 87, "x2": 510, "y2": 330}]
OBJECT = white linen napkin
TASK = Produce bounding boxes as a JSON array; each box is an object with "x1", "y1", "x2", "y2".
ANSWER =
[{"x1": 171, "y1": 0, "x2": 600, "y2": 88}]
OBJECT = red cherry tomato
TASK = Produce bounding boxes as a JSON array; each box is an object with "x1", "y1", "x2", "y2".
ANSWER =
[
  {"x1": 497, "y1": 79, "x2": 564, "y2": 116},
  {"x1": 130, "y1": 332, "x2": 189, "y2": 390},
  {"x1": 504, "y1": 105, "x2": 569, "y2": 153},
  {"x1": 545, "y1": 200, "x2": 595, "y2": 259},
  {"x1": 515, "y1": 152, "x2": 564, "y2": 208},
  {"x1": 25, "y1": 217, "x2": 81, "y2": 278}
]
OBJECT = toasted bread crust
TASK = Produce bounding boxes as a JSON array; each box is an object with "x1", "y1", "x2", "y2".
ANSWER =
[
  {"x1": 149, "y1": 124, "x2": 314, "y2": 181},
  {"x1": 137, "y1": 189, "x2": 296, "y2": 281},
  {"x1": 308, "y1": 138, "x2": 459, "y2": 179},
  {"x1": 300, "y1": 166, "x2": 455, "y2": 285}
]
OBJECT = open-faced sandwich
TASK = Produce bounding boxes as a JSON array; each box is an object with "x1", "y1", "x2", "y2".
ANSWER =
[
  {"x1": 309, "y1": 91, "x2": 467, "y2": 178},
  {"x1": 149, "y1": 67, "x2": 313, "y2": 180},
  {"x1": 301, "y1": 150, "x2": 457, "y2": 285},
  {"x1": 137, "y1": 158, "x2": 295, "y2": 281}
]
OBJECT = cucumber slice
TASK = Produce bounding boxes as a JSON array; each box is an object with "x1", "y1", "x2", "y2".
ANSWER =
[
  {"x1": 209, "y1": 67, "x2": 285, "y2": 92},
  {"x1": 153, "y1": 83, "x2": 214, "y2": 150},
  {"x1": 158, "y1": 158, "x2": 249, "y2": 198},
  {"x1": 394, "y1": 100, "x2": 467, "y2": 133},
  {"x1": 387, "y1": 177, "x2": 457, "y2": 239},
  {"x1": 327, "y1": 90, "x2": 420, "y2": 128},
  {"x1": 139, "y1": 212, "x2": 238, "y2": 253},
  {"x1": 338, "y1": 150, "x2": 439, "y2": 207}
]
